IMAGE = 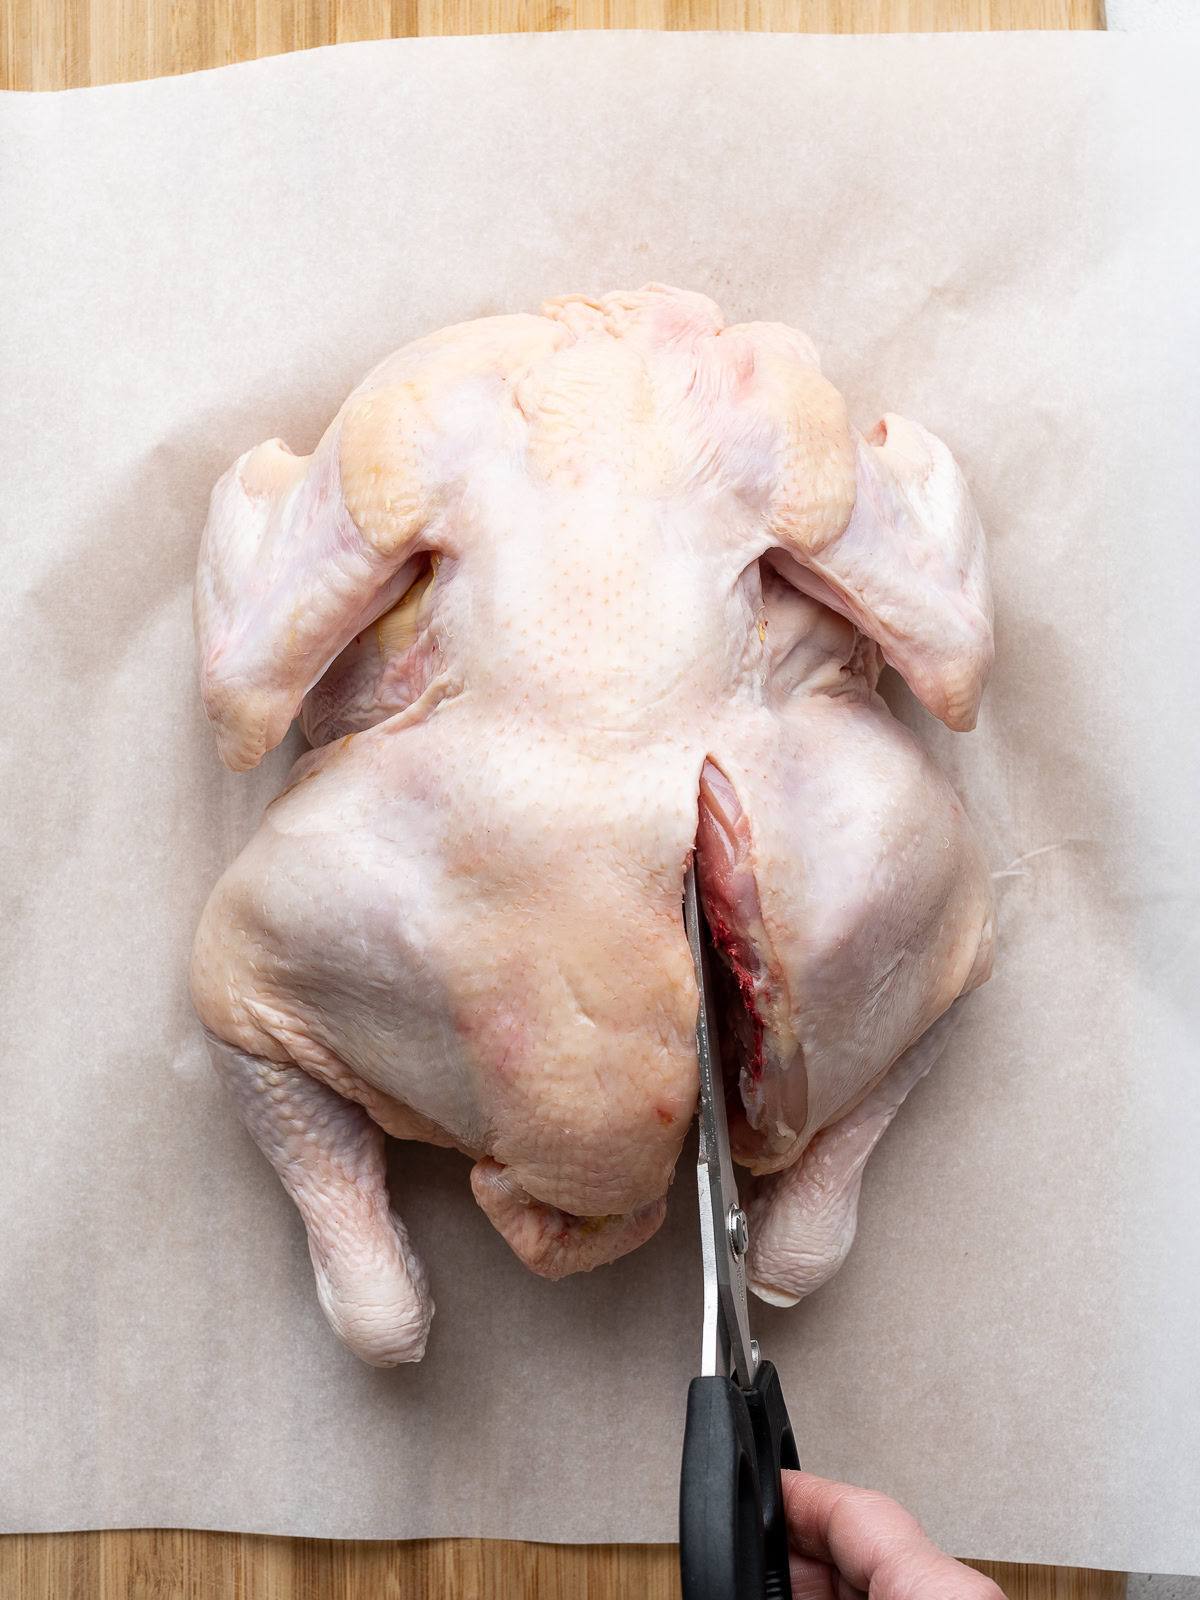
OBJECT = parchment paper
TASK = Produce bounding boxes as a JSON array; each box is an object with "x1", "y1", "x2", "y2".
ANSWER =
[{"x1": 1, "y1": 29, "x2": 1197, "y2": 1573}]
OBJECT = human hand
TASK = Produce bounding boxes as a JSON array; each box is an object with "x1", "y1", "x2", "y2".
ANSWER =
[{"x1": 783, "y1": 1470, "x2": 1007, "y2": 1600}]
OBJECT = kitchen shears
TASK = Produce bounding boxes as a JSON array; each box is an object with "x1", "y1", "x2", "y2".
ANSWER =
[{"x1": 679, "y1": 864, "x2": 799, "y2": 1600}]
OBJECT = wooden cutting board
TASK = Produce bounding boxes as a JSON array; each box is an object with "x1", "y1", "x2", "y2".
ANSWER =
[
  {"x1": 3, "y1": 0, "x2": 1103, "y2": 90},
  {"x1": 0, "y1": 2, "x2": 1121, "y2": 1596}
]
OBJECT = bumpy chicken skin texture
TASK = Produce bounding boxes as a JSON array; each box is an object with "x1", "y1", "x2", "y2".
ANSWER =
[{"x1": 191, "y1": 285, "x2": 994, "y2": 1365}]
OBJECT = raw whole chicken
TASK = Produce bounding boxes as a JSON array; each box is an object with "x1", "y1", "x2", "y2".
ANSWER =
[{"x1": 191, "y1": 285, "x2": 994, "y2": 1367}]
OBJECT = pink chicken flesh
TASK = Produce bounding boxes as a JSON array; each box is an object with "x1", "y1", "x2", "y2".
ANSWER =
[{"x1": 191, "y1": 285, "x2": 994, "y2": 1366}]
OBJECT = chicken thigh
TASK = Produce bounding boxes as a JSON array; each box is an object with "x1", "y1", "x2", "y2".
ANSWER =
[{"x1": 191, "y1": 285, "x2": 994, "y2": 1365}]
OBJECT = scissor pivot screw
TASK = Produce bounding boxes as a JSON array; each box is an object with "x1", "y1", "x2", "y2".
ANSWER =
[{"x1": 727, "y1": 1205, "x2": 749, "y2": 1257}]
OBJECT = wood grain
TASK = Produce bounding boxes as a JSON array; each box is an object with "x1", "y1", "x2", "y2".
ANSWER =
[
  {"x1": 0, "y1": 0, "x2": 1118, "y2": 1596},
  {"x1": 0, "y1": 1527, "x2": 1129, "y2": 1599},
  {"x1": 964, "y1": 1565, "x2": 1129, "y2": 1600},
  {"x1": 1, "y1": 0, "x2": 1105, "y2": 90},
  {"x1": 0, "y1": 1529, "x2": 686, "y2": 1598}
]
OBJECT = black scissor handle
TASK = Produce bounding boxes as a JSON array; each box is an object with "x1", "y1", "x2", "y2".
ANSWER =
[
  {"x1": 746, "y1": 1361, "x2": 800, "y2": 1591},
  {"x1": 680, "y1": 1361, "x2": 799, "y2": 1600}
]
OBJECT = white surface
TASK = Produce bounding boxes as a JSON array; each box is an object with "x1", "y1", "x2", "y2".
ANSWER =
[
  {"x1": 1, "y1": 29, "x2": 1198, "y2": 1572},
  {"x1": 1105, "y1": 0, "x2": 1200, "y2": 32}
]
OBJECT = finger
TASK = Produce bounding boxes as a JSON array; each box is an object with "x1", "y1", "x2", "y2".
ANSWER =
[
  {"x1": 782, "y1": 1471, "x2": 1006, "y2": 1600},
  {"x1": 788, "y1": 1553, "x2": 864, "y2": 1600},
  {"x1": 783, "y1": 1470, "x2": 923, "y2": 1574}
]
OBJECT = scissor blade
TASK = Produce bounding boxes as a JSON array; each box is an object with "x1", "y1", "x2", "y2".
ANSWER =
[{"x1": 683, "y1": 863, "x2": 758, "y2": 1389}]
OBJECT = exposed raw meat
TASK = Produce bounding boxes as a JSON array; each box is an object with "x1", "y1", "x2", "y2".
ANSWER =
[{"x1": 191, "y1": 285, "x2": 994, "y2": 1365}]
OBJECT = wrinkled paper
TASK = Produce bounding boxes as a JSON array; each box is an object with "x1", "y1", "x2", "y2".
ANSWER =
[{"x1": 1, "y1": 28, "x2": 1197, "y2": 1572}]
